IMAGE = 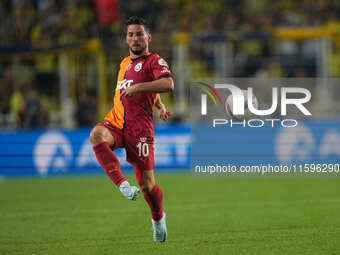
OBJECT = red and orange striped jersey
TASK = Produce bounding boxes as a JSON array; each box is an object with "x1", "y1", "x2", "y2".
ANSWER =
[{"x1": 105, "y1": 52, "x2": 172, "y2": 137}]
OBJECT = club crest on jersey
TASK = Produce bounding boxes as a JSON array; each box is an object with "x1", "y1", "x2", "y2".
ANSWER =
[
  {"x1": 117, "y1": 79, "x2": 134, "y2": 90},
  {"x1": 134, "y1": 63, "x2": 142, "y2": 72}
]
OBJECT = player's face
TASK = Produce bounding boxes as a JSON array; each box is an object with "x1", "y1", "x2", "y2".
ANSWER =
[{"x1": 126, "y1": 24, "x2": 151, "y2": 56}]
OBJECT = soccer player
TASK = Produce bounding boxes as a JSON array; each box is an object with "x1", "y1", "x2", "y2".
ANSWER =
[{"x1": 89, "y1": 16, "x2": 174, "y2": 243}]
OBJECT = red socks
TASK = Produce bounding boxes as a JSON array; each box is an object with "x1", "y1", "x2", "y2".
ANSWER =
[
  {"x1": 133, "y1": 166, "x2": 164, "y2": 221},
  {"x1": 93, "y1": 142, "x2": 126, "y2": 187},
  {"x1": 143, "y1": 184, "x2": 163, "y2": 221},
  {"x1": 93, "y1": 145, "x2": 163, "y2": 221},
  {"x1": 133, "y1": 167, "x2": 164, "y2": 221}
]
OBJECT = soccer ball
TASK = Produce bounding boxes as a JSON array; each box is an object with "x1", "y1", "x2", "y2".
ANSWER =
[{"x1": 225, "y1": 90, "x2": 258, "y2": 120}]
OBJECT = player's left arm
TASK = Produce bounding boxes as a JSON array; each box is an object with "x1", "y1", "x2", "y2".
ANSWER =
[
  {"x1": 155, "y1": 94, "x2": 172, "y2": 120},
  {"x1": 120, "y1": 77, "x2": 174, "y2": 97}
]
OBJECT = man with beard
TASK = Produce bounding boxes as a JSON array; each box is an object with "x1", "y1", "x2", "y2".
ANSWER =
[{"x1": 90, "y1": 16, "x2": 174, "y2": 243}]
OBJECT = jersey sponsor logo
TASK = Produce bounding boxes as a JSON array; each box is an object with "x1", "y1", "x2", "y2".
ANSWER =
[
  {"x1": 158, "y1": 58, "x2": 168, "y2": 67},
  {"x1": 126, "y1": 64, "x2": 132, "y2": 71},
  {"x1": 117, "y1": 79, "x2": 134, "y2": 90},
  {"x1": 134, "y1": 62, "x2": 142, "y2": 72}
]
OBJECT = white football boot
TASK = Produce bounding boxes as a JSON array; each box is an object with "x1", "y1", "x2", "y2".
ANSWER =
[
  {"x1": 152, "y1": 212, "x2": 167, "y2": 242},
  {"x1": 119, "y1": 181, "x2": 140, "y2": 200}
]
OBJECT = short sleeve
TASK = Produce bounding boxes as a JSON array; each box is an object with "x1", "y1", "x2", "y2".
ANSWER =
[{"x1": 150, "y1": 55, "x2": 172, "y2": 80}]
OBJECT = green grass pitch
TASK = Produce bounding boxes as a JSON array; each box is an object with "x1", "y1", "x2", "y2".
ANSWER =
[{"x1": 1, "y1": 172, "x2": 340, "y2": 255}]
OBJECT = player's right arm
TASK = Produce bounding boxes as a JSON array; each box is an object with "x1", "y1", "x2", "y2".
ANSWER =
[
  {"x1": 120, "y1": 77, "x2": 174, "y2": 97},
  {"x1": 121, "y1": 55, "x2": 174, "y2": 97}
]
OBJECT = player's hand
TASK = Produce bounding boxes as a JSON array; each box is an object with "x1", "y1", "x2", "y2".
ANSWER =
[
  {"x1": 157, "y1": 104, "x2": 172, "y2": 121},
  {"x1": 121, "y1": 85, "x2": 140, "y2": 97}
]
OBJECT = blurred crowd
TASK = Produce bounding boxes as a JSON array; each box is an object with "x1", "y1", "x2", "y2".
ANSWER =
[
  {"x1": 0, "y1": 0, "x2": 95, "y2": 46},
  {"x1": 1, "y1": 0, "x2": 340, "y2": 128},
  {"x1": 1, "y1": 0, "x2": 340, "y2": 45}
]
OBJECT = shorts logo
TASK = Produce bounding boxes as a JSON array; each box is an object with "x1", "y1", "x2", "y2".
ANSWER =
[
  {"x1": 158, "y1": 58, "x2": 168, "y2": 67},
  {"x1": 140, "y1": 137, "x2": 147, "y2": 142},
  {"x1": 134, "y1": 63, "x2": 142, "y2": 72}
]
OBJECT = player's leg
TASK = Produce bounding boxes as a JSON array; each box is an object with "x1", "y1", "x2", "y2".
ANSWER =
[
  {"x1": 126, "y1": 136, "x2": 166, "y2": 241},
  {"x1": 139, "y1": 170, "x2": 163, "y2": 220},
  {"x1": 90, "y1": 124, "x2": 140, "y2": 200},
  {"x1": 134, "y1": 167, "x2": 167, "y2": 242},
  {"x1": 90, "y1": 125, "x2": 126, "y2": 186}
]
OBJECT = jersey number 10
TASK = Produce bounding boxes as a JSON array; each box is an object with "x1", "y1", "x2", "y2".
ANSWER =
[{"x1": 137, "y1": 142, "x2": 149, "y2": 157}]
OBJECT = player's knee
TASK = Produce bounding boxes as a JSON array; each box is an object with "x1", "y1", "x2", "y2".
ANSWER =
[{"x1": 90, "y1": 127, "x2": 105, "y2": 145}]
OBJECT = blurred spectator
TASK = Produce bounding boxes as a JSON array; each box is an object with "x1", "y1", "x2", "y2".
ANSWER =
[
  {"x1": 328, "y1": 43, "x2": 340, "y2": 77},
  {"x1": 0, "y1": 68, "x2": 14, "y2": 125},
  {"x1": 255, "y1": 58, "x2": 285, "y2": 78},
  {"x1": 75, "y1": 93, "x2": 97, "y2": 127},
  {"x1": 9, "y1": 85, "x2": 24, "y2": 127},
  {"x1": 93, "y1": 0, "x2": 119, "y2": 44},
  {"x1": 293, "y1": 68, "x2": 308, "y2": 78},
  {"x1": 94, "y1": 0, "x2": 119, "y2": 28},
  {"x1": 19, "y1": 87, "x2": 48, "y2": 129}
]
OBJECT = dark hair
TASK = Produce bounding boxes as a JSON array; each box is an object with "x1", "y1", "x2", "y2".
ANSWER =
[{"x1": 126, "y1": 16, "x2": 150, "y2": 33}]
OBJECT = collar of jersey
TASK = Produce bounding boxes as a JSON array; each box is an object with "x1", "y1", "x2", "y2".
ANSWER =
[{"x1": 131, "y1": 52, "x2": 152, "y2": 62}]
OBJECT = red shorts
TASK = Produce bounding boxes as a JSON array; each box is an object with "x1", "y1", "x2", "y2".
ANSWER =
[{"x1": 97, "y1": 121, "x2": 155, "y2": 171}]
